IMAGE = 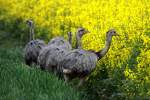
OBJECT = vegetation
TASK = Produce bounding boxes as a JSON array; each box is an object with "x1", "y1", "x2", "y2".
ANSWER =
[
  {"x1": 0, "y1": 0, "x2": 150, "y2": 99},
  {"x1": 0, "y1": 47, "x2": 83, "y2": 100}
]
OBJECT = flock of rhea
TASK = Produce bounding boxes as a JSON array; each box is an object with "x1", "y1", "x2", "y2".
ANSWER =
[{"x1": 24, "y1": 20, "x2": 119, "y2": 87}]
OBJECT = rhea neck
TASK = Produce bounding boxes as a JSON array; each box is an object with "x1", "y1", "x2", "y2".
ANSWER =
[
  {"x1": 76, "y1": 32, "x2": 84, "y2": 49},
  {"x1": 96, "y1": 34, "x2": 113, "y2": 59},
  {"x1": 68, "y1": 32, "x2": 72, "y2": 45},
  {"x1": 29, "y1": 23, "x2": 35, "y2": 41}
]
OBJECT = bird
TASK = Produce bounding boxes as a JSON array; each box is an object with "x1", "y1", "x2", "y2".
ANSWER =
[
  {"x1": 60, "y1": 29, "x2": 119, "y2": 87},
  {"x1": 37, "y1": 31, "x2": 73, "y2": 71},
  {"x1": 38, "y1": 28, "x2": 89, "y2": 77},
  {"x1": 24, "y1": 20, "x2": 46, "y2": 66}
]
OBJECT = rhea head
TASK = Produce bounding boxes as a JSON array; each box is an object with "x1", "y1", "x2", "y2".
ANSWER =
[
  {"x1": 77, "y1": 27, "x2": 90, "y2": 37},
  {"x1": 106, "y1": 29, "x2": 119, "y2": 37},
  {"x1": 26, "y1": 20, "x2": 33, "y2": 27}
]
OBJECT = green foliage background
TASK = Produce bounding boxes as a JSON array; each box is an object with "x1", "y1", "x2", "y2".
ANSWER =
[{"x1": 0, "y1": 0, "x2": 150, "y2": 99}]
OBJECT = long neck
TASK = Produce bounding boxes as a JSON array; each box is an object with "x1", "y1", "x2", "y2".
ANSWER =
[
  {"x1": 29, "y1": 24, "x2": 35, "y2": 41},
  {"x1": 96, "y1": 35, "x2": 113, "y2": 59},
  {"x1": 75, "y1": 32, "x2": 82, "y2": 49},
  {"x1": 68, "y1": 33, "x2": 72, "y2": 45}
]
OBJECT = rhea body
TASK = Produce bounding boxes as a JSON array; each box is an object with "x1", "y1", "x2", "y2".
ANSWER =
[
  {"x1": 38, "y1": 28, "x2": 89, "y2": 76},
  {"x1": 47, "y1": 32, "x2": 72, "y2": 50},
  {"x1": 38, "y1": 31, "x2": 72, "y2": 71},
  {"x1": 61, "y1": 29, "x2": 118, "y2": 87}
]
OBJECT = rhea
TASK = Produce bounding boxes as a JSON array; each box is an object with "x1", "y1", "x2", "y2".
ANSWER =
[
  {"x1": 38, "y1": 31, "x2": 73, "y2": 71},
  {"x1": 38, "y1": 28, "x2": 89, "y2": 76},
  {"x1": 24, "y1": 20, "x2": 46, "y2": 66},
  {"x1": 60, "y1": 29, "x2": 119, "y2": 87}
]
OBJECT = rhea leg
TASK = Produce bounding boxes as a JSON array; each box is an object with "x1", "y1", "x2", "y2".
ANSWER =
[
  {"x1": 77, "y1": 77, "x2": 86, "y2": 88},
  {"x1": 64, "y1": 74, "x2": 71, "y2": 83}
]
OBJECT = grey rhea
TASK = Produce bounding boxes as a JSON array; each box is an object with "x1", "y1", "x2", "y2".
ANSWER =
[
  {"x1": 24, "y1": 20, "x2": 46, "y2": 66},
  {"x1": 37, "y1": 31, "x2": 73, "y2": 71},
  {"x1": 38, "y1": 28, "x2": 89, "y2": 77},
  {"x1": 60, "y1": 29, "x2": 119, "y2": 87},
  {"x1": 57, "y1": 27, "x2": 89, "y2": 77}
]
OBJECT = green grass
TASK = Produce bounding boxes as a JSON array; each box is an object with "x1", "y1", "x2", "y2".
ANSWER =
[{"x1": 0, "y1": 47, "x2": 83, "y2": 100}]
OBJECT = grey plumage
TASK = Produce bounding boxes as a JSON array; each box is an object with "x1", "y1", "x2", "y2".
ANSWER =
[
  {"x1": 60, "y1": 49, "x2": 98, "y2": 77},
  {"x1": 37, "y1": 45, "x2": 51, "y2": 69},
  {"x1": 48, "y1": 37, "x2": 72, "y2": 50},
  {"x1": 61, "y1": 29, "x2": 118, "y2": 87},
  {"x1": 38, "y1": 32, "x2": 72, "y2": 71},
  {"x1": 38, "y1": 44, "x2": 69, "y2": 71},
  {"x1": 38, "y1": 28, "x2": 89, "y2": 77},
  {"x1": 45, "y1": 46, "x2": 68, "y2": 74},
  {"x1": 57, "y1": 27, "x2": 89, "y2": 77},
  {"x1": 24, "y1": 20, "x2": 46, "y2": 66}
]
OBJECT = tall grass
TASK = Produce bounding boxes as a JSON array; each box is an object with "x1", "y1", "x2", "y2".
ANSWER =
[{"x1": 0, "y1": 47, "x2": 83, "y2": 100}]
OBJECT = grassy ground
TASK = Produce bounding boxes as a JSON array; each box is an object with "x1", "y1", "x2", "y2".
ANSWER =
[{"x1": 0, "y1": 47, "x2": 83, "y2": 100}]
